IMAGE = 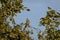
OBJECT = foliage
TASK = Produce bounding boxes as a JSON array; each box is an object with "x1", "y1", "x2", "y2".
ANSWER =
[
  {"x1": 0, "y1": 0, "x2": 60, "y2": 40},
  {"x1": 40, "y1": 7, "x2": 60, "y2": 40},
  {"x1": 0, "y1": 0, "x2": 32, "y2": 40}
]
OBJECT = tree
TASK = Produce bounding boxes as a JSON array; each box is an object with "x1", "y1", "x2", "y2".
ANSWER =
[
  {"x1": 0, "y1": 0, "x2": 60, "y2": 40},
  {"x1": 0, "y1": 0, "x2": 32, "y2": 40},
  {"x1": 40, "y1": 7, "x2": 60, "y2": 40}
]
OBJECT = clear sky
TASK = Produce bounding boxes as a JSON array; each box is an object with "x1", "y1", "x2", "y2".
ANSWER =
[{"x1": 14, "y1": 0, "x2": 60, "y2": 40}]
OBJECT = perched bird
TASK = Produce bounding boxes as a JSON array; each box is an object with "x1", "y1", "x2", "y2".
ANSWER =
[
  {"x1": 24, "y1": 18, "x2": 30, "y2": 30},
  {"x1": 10, "y1": 17, "x2": 15, "y2": 24}
]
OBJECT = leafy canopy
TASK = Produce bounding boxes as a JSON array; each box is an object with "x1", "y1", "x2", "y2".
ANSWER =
[
  {"x1": 40, "y1": 7, "x2": 60, "y2": 40},
  {"x1": 0, "y1": 0, "x2": 32, "y2": 40}
]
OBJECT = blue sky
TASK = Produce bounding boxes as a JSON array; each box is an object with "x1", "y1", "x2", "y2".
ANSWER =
[
  {"x1": 14, "y1": 0, "x2": 60, "y2": 40},
  {"x1": 15, "y1": 0, "x2": 60, "y2": 30}
]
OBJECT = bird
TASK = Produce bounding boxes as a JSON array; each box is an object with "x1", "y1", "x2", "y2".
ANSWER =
[
  {"x1": 10, "y1": 17, "x2": 15, "y2": 24},
  {"x1": 24, "y1": 18, "x2": 30, "y2": 30}
]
